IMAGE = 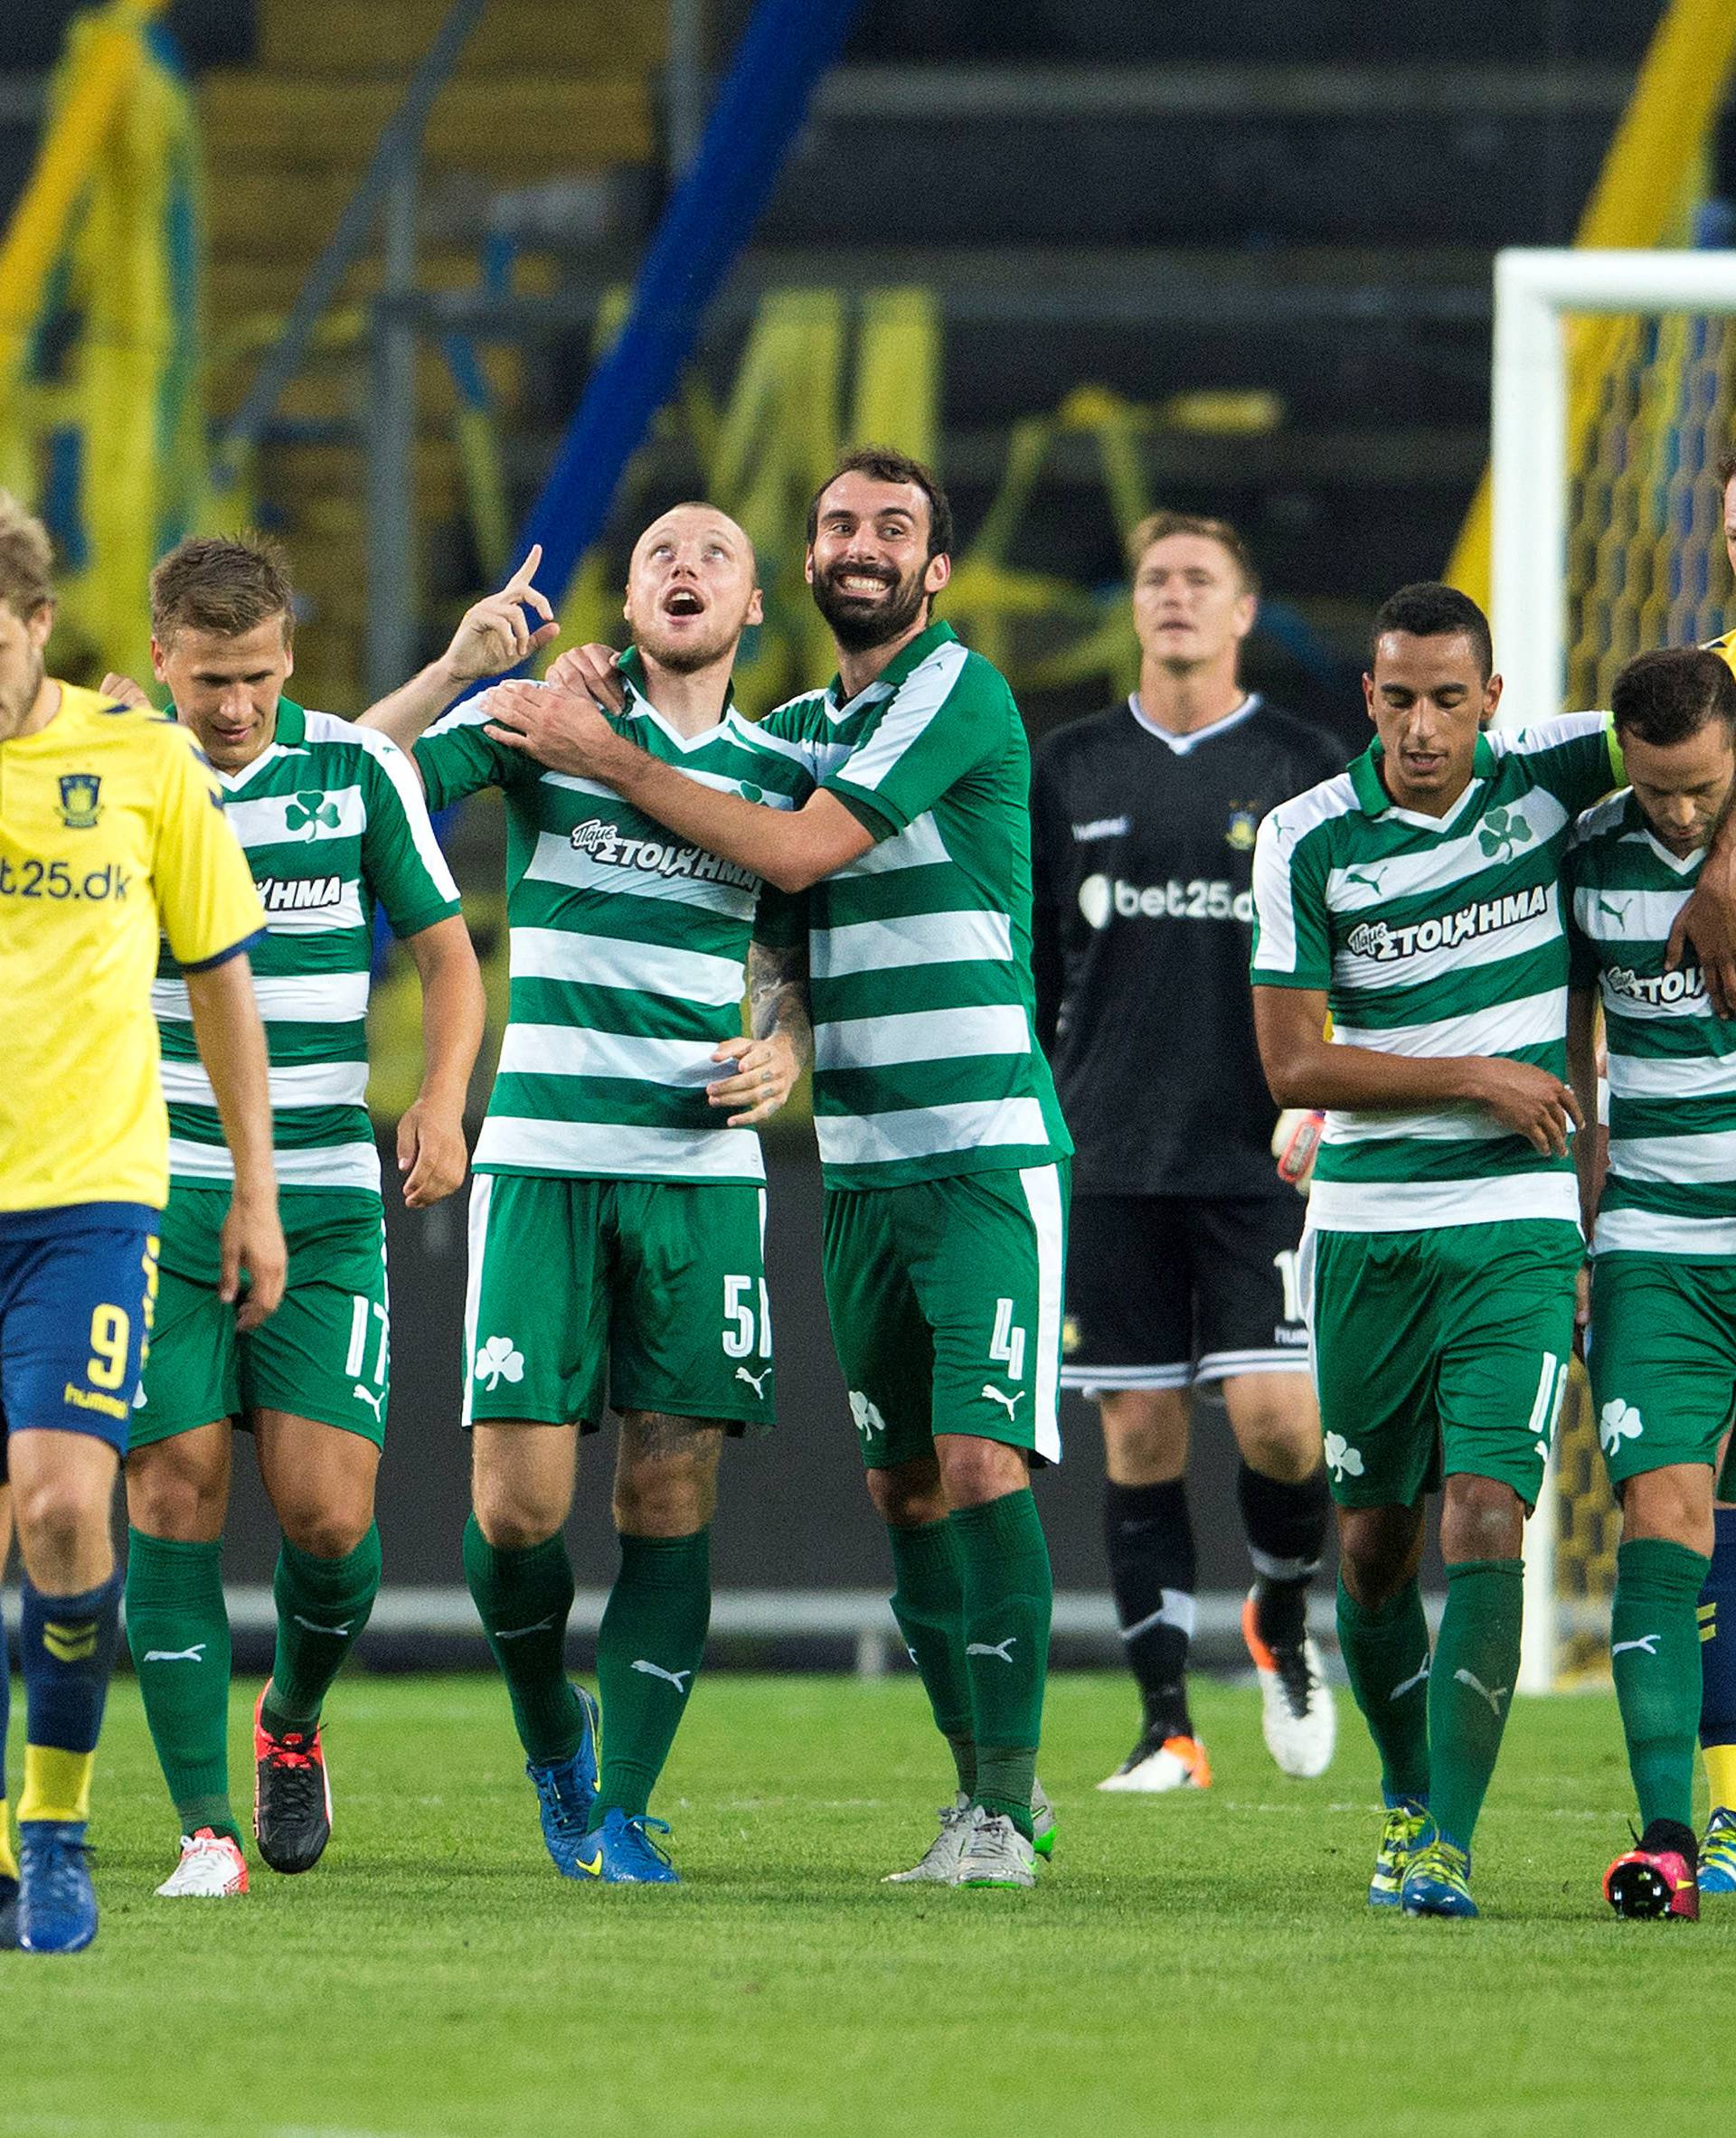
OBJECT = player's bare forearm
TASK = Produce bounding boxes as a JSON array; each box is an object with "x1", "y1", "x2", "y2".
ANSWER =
[
  {"x1": 185, "y1": 955, "x2": 277, "y2": 1201},
  {"x1": 356, "y1": 655, "x2": 471, "y2": 755},
  {"x1": 398, "y1": 914, "x2": 483, "y2": 1206},
  {"x1": 1252, "y1": 984, "x2": 1582, "y2": 1155},
  {"x1": 482, "y1": 683, "x2": 873, "y2": 892},
  {"x1": 1666, "y1": 810, "x2": 1736, "y2": 1014},
  {"x1": 184, "y1": 954, "x2": 286, "y2": 1324},
  {"x1": 358, "y1": 545, "x2": 558, "y2": 756},
  {"x1": 748, "y1": 936, "x2": 813, "y2": 1068},
  {"x1": 1566, "y1": 986, "x2": 1605, "y2": 1232}
]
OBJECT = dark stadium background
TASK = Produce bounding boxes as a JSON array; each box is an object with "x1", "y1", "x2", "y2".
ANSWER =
[{"x1": 5, "y1": 0, "x2": 1726, "y2": 1653}]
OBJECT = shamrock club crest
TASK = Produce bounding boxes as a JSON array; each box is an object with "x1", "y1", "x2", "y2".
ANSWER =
[{"x1": 286, "y1": 791, "x2": 343, "y2": 838}]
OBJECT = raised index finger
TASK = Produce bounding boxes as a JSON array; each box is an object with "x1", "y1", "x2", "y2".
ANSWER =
[{"x1": 505, "y1": 542, "x2": 543, "y2": 594}]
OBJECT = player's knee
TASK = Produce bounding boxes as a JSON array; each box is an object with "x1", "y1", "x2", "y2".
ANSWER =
[
  {"x1": 125, "y1": 1446, "x2": 224, "y2": 1541},
  {"x1": 278, "y1": 1502, "x2": 372, "y2": 1559},
  {"x1": 1440, "y1": 1474, "x2": 1524, "y2": 1563},
  {"x1": 866, "y1": 1458, "x2": 946, "y2": 1528},
  {"x1": 1233, "y1": 1412, "x2": 1322, "y2": 1483},
  {"x1": 14, "y1": 1472, "x2": 107, "y2": 1566},
  {"x1": 470, "y1": 1474, "x2": 565, "y2": 1551},
  {"x1": 1099, "y1": 1390, "x2": 1188, "y2": 1483},
  {"x1": 613, "y1": 1465, "x2": 714, "y2": 1537},
  {"x1": 1620, "y1": 1465, "x2": 1715, "y2": 1555},
  {"x1": 935, "y1": 1434, "x2": 1029, "y2": 1509},
  {"x1": 1336, "y1": 1504, "x2": 1423, "y2": 1608}
]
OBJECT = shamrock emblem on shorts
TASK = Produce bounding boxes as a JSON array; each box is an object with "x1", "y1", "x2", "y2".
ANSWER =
[
  {"x1": 848, "y1": 1390, "x2": 887, "y2": 1440},
  {"x1": 1599, "y1": 1398, "x2": 1644, "y2": 1457},
  {"x1": 1477, "y1": 805, "x2": 1534, "y2": 862},
  {"x1": 1324, "y1": 1431, "x2": 1364, "y2": 1483},
  {"x1": 474, "y1": 1335, "x2": 525, "y2": 1391},
  {"x1": 286, "y1": 791, "x2": 342, "y2": 838}
]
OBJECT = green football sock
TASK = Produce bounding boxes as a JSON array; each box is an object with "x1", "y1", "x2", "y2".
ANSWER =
[
  {"x1": 125, "y1": 1529, "x2": 240, "y2": 1846},
  {"x1": 462, "y1": 1515, "x2": 586, "y2": 1766},
  {"x1": 1612, "y1": 1536, "x2": 1711, "y2": 1832},
  {"x1": 590, "y1": 1528, "x2": 712, "y2": 1829},
  {"x1": 261, "y1": 1524, "x2": 382, "y2": 1736},
  {"x1": 953, "y1": 1489, "x2": 1052, "y2": 1841},
  {"x1": 1428, "y1": 1557, "x2": 1524, "y2": 1851},
  {"x1": 1335, "y1": 1575, "x2": 1431, "y2": 1805},
  {"x1": 888, "y1": 1517, "x2": 976, "y2": 1795}
]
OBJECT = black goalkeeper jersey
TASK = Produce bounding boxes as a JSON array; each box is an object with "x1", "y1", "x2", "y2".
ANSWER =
[{"x1": 1031, "y1": 693, "x2": 1344, "y2": 1200}]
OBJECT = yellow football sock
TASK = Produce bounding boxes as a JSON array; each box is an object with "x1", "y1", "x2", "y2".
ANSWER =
[
  {"x1": 1705, "y1": 1741, "x2": 1736, "y2": 1815},
  {"x1": 0, "y1": 1801, "x2": 16, "y2": 1881},
  {"x1": 18, "y1": 1745, "x2": 94, "y2": 1826}
]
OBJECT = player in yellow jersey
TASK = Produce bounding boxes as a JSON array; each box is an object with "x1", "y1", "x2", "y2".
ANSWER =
[{"x1": 0, "y1": 494, "x2": 281, "y2": 1953}]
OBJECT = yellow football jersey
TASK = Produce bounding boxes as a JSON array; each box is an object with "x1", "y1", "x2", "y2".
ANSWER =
[
  {"x1": 1706, "y1": 628, "x2": 1736, "y2": 679},
  {"x1": 0, "y1": 683, "x2": 266, "y2": 1214}
]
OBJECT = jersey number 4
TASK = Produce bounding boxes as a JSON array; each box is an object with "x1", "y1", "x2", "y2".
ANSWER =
[{"x1": 989, "y1": 1296, "x2": 1027, "y2": 1381}]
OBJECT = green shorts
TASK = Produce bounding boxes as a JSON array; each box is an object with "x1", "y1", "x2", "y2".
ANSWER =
[
  {"x1": 1307, "y1": 1219, "x2": 1582, "y2": 1511},
  {"x1": 821, "y1": 1163, "x2": 1069, "y2": 1471},
  {"x1": 462, "y1": 1172, "x2": 774, "y2": 1431},
  {"x1": 134, "y1": 1185, "x2": 390, "y2": 1447},
  {"x1": 1590, "y1": 1253, "x2": 1736, "y2": 1488}
]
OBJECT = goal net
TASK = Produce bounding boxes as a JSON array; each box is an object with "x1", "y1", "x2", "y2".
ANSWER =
[{"x1": 1492, "y1": 249, "x2": 1736, "y2": 1689}]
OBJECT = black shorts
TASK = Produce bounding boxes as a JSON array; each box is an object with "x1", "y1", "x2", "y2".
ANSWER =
[{"x1": 1061, "y1": 1192, "x2": 1310, "y2": 1395}]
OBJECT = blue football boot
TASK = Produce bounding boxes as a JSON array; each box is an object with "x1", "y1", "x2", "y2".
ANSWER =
[
  {"x1": 17, "y1": 1822, "x2": 98, "y2": 1953},
  {"x1": 1400, "y1": 1833, "x2": 1478, "y2": 1918},
  {"x1": 0, "y1": 1871, "x2": 17, "y2": 1951},
  {"x1": 1368, "y1": 1798, "x2": 1430, "y2": 1908},
  {"x1": 588, "y1": 1809, "x2": 680, "y2": 1885},
  {"x1": 1698, "y1": 1806, "x2": 1736, "y2": 1896},
  {"x1": 525, "y1": 1689, "x2": 600, "y2": 1878}
]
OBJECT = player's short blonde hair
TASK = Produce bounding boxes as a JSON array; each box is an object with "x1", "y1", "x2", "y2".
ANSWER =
[
  {"x1": 150, "y1": 533, "x2": 296, "y2": 648},
  {"x1": 1126, "y1": 511, "x2": 1260, "y2": 598},
  {"x1": 0, "y1": 491, "x2": 55, "y2": 619}
]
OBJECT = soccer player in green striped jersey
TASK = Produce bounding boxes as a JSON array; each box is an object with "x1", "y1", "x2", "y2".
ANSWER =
[
  {"x1": 374, "y1": 504, "x2": 812, "y2": 1885},
  {"x1": 488, "y1": 451, "x2": 1071, "y2": 1890},
  {"x1": 112, "y1": 536, "x2": 487, "y2": 1898},
  {"x1": 1565, "y1": 647, "x2": 1736, "y2": 1919},
  {"x1": 1250, "y1": 582, "x2": 1621, "y2": 1918}
]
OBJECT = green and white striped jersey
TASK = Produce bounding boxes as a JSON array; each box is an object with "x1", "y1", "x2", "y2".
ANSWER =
[
  {"x1": 743, "y1": 621, "x2": 1071, "y2": 1191},
  {"x1": 1250, "y1": 713, "x2": 1618, "y2": 1232},
  {"x1": 154, "y1": 700, "x2": 460, "y2": 1196},
  {"x1": 1566, "y1": 790, "x2": 1736, "y2": 1258},
  {"x1": 414, "y1": 652, "x2": 809, "y2": 1184}
]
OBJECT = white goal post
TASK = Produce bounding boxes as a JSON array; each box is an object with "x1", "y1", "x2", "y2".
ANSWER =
[{"x1": 1492, "y1": 247, "x2": 1736, "y2": 1690}]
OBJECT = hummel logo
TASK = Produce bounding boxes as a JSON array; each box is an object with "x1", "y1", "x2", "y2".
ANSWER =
[
  {"x1": 1612, "y1": 1634, "x2": 1661, "y2": 1659},
  {"x1": 293, "y1": 1615, "x2": 352, "y2": 1637},
  {"x1": 495, "y1": 1615, "x2": 557, "y2": 1642},
  {"x1": 980, "y1": 1385, "x2": 1025, "y2": 1422},
  {"x1": 1454, "y1": 1668, "x2": 1509, "y2": 1718},
  {"x1": 631, "y1": 1659, "x2": 693, "y2": 1694},
  {"x1": 142, "y1": 1644, "x2": 207, "y2": 1664},
  {"x1": 1391, "y1": 1656, "x2": 1431, "y2": 1701},
  {"x1": 354, "y1": 1384, "x2": 386, "y2": 1421},
  {"x1": 734, "y1": 1365, "x2": 770, "y2": 1396},
  {"x1": 966, "y1": 1637, "x2": 1018, "y2": 1663}
]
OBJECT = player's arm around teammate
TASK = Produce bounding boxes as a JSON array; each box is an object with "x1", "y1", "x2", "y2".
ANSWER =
[
  {"x1": 119, "y1": 536, "x2": 481, "y2": 1898},
  {"x1": 507, "y1": 457, "x2": 1071, "y2": 1887},
  {"x1": 1250, "y1": 584, "x2": 1618, "y2": 1919}
]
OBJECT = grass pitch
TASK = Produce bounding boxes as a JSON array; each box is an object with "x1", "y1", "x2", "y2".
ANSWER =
[{"x1": 5, "y1": 1671, "x2": 1728, "y2": 2138}]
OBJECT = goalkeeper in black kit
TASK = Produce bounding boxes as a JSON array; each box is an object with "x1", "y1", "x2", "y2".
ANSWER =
[{"x1": 1031, "y1": 511, "x2": 1343, "y2": 1789}]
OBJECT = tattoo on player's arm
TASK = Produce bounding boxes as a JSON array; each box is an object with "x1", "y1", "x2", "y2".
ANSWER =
[{"x1": 748, "y1": 938, "x2": 813, "y2": 1068}]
